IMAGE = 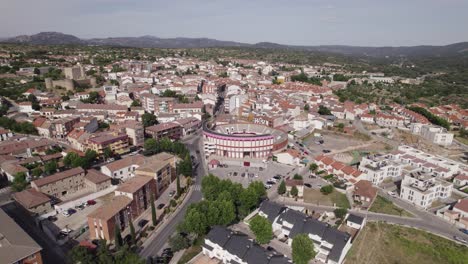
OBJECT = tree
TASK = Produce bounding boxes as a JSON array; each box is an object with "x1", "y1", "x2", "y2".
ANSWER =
[
  {"x1": 97, "y1": 239, "x2": 113, "y2": 264},
  {"x1": 177, "y1": 154, "x2": 192, "y2": 177},
  {"x1": 183, "y1": 208, "x2": 207, "y2": 235},
  {"x1": 290, "y1": 186, "x2": 299, "y2": 197},
  {"x1": 277, "y1": 180, "x2": 286, "y2": 195},
  {"x1": 304, "y1": 104, "x2": 310, "y2": 112},
  {"x1": 334, "y1": 208, "x2": 348, "y2": 219},
  {"x1": 131, "y1": 100, "x2": 141, "y2": 107},
  {"x1": 176, "y1": 174, "x2": 181, "y2": 196},
  {"x1": 114, "y1": 224, "x2": 123, "y2": 249},
  {"x1": 169, "y1": 233, "x2": 190, "y2": 251},
  {"x1": 249, "y1": 215, "x2": 273, "y2": 244},
  {"x1": 150, "y1": 192, "x2": 157, "y2": 226},
  {"x1": 68, "y1": 245, "x2": 94, "y2": 264},
  {"x1": 103, "y1": 147, "x2": 113, "y2": 159},
  {"x1": 144, "y1": 138, "x2": 159, "y2": 153},
  {"x1": 129, "y1": 220, "x2": 136, "y2": 246},
  {"x1": 292, "y1": 234, "x2": 316, "y2": 264},
  {"x1": 63, "y1": 152, "x2": 80, "y2": 168},
  {"x1": 11, "y1": 172, "x2": 28, "y2": 192},
  {"x1": 44, "y1": 160, "x2": 58, "y2": 175},
  {"x1": 320, "y1": 185, "x2": 334, "y2": 195},
  {"x1": 309, "y1": 163, "x2": 318, "y2": 172},
  {"x1": 318, "y1": 105, "x2": 332, "y2": 115},
  {"x1": 31, "y1": 167, "x2": 43, "y2": 178},
  {"x1": 142, "y1": 113, "x2": 158, "y2": 128},
  {"x1": 293, "y1": 174, "x2": 303, "y2": 180},
  {"x1": 337, "y1": 123, "x2": 345, "y2": 132},
  {"x1": 33, "y1": 68, "x2": 40, "y2": 75}
]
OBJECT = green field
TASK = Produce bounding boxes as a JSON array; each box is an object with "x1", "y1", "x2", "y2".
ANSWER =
[
  {"x1": 304, "y1": 188, "x2": 350, "y2": 209},
  {"x1": 369, "y1": 195, "x2": 414, "y2": 217},
  {"x1": 346, "y1": 222, "x2": 468, "y2": 264}
]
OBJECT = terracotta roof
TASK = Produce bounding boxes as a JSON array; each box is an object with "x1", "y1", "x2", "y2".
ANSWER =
[
  {"x1": 116, "y1": 176, "x2": 153, "y2": 194},
  {"x1": 12, "y1": 189, "x2": 51, "y2": 209},
  {"x1": 353, "y1": 180, "x2": 377, "y2": 199},
  {"x1": 285, "y1": 179, "x2": 303, "y2": 187},
  {"x1": 102, "y1": 155, "x2": 145, "y2": 172},
  {"x1": 454, "y1": 199, "x2": 468, "y2": 213},
  {"x1": 87, "y1": 195, "x2": 132, "y2": 221},
  {"x1": 32, "y1": 167, "x2": 84, "y2": 187},
  {"x1": 85, "y1": 169, "x2": 111, "y2": 184}
]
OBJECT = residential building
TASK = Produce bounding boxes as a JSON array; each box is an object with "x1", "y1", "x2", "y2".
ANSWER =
[
  {"x1": 359, "y1": 154, "x2": 403, "y2": 185},
  {"x1": 174, "y1": 117, "x2": 201, "y2": 136},
  {"x1": 140, "y1": 94, "x2": 175, "y2": 114},
  {"x1": 400, "y1": 171, "x2": 453, "y2": 209},
  {"x1": 100, "y1": 155, "x2": 146, "y2": 181},
  {"x1": 285, "y1": 179, "x2": 304, "y2": 197},
  {"x1": 173, "y1": 101, "x2": 203, "y2": 114},
  {"x1": 12, "y1": 189, "x2": 53, "y2": 215},
  {"x1": 84, "y1": 169, "x2": 112, "y2": 192},
  {"x1": 203, "y1": 226, "x2": 291, "y2": 264},
  {"x1": 352, "y1": 180, "x2": 377, "y2": 204},
  {"x1": 86, "y1": 132, "x2": 130, "y2": 156},
  {"x1": 135, "y1": 157, "x2": 173, "y2": 196},
  {"x1": 31, "y1": 167, "x2": 86, "y2": 198},
  {"x1": 145, "y1": 122, "x2": 183, "y2": 140},
  {"x1": 410, "y1": 123, "x2": 454, "y2": 146},
  {"x1": 0, "y1": 209, "x2": 43, "y2": 264},
  {"x1": 436, "y1": 199, "x2": 468, "y2": 229},
  {"x1": 87, "y1": 196, "x2": 133, "y2": 242},
  {"x1": 114, "y1": 176, "x2": 157, "y2": 218}
]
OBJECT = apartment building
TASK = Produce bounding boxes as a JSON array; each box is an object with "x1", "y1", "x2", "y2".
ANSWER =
[
  {"x1": 86, "y1": 132, "x2": 130, "y2": 156},
  {"x1": 31, "y1": 167, "x2": 86, "y2": 198},
  {"x1": 400, "y1": 171, "x2": 453, "y2": 209},
  {"x1": 359, "y1": 154, "x2": 403, "y2": 185},
  {"x1": 173, "y1": 101, "x2": 204, "y2": 114},
  {"x1": 140, "y1": 93, "x2": 175, "y2": 114},
  {"x1": 375, "y1": 114, "x2": 405, "y2": 128},
  {"x1": 114, "y1": 120, "x2": 145, "y2": 147},
  {"x1": 410, "y1": 123, "x2": 454, "y2": 146},
  {"x1": 100, "y1": 154, "x2": 146, "y2": 181},
  {"x1": 76, "y1": 103, "x2": 128, "y2": 115},
  {"x1": 0, "y1": 209, "x2": 43, "y2": 264},
  {"x1": 12, "y1": 189, "x2": 53, "y2": 215},
  {"x1": 174, "y1": 117, "x2": 201, "y2": 136},
  {"x1": 203, "y1": 226, "x2": 291, "y2": 264},
  {"x1": 114, "y1": 176, "x2": 156, "y2": 218},
  {"x1": 135, "y1": 157, "x2": 173, "y2": 195},
  {"x1": 87, "y1": 196, "x2": 133, "y2": 242},
  {"x1": 145, "y1": 122, "x2": 183, "y2": 140}
]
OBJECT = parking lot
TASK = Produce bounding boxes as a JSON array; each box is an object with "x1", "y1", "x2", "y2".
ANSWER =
[
  {"x1": 302, "y1": 132, "x2": 365, "y2": 157},
  {"x1": 210, "y1": 161, "x2": 298, "y2": 188},
  {"x1": 53, "y1": 197, "x2": 105, "y2": 233}
]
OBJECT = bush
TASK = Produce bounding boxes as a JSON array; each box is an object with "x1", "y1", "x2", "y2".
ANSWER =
[{"x1": 320, "y1": 185, "x2": 334, "y2": 195}]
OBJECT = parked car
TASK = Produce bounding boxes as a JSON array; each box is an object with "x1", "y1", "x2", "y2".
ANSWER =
[
  {"x1": 273, "y1": 175, "x2": 282, "y2": 180},
  {"x1": 264, "y1": 184, "x2": 272, "y2": 189},
  {"x1": 169, "y1": 190, "x2": 176, "y2": 197},
  {"x1": 157, "y1": 203, "x2": 165, "y2": 210},
  {"x1": 266, "y1": 181, "x2": 275, "y2": 185},
  {"x1": 454, "y1": 236, "x2": 468, "y2": 244},
  {"x1": 304, "y1": 183, "x2": 312, "y2": 188},
  {"x1": 233, "y1": 172, "x2": 238, "y2": 176},
  {"x1": 459, "y1": 228, "x2": 468, "y2": 235},
  {"x1": 304, "y1": 151, "x2": 309, "y2": 155},
  {"x1": 48, "y1": 215, "x2": 58, "y2": 222},
  {"x1": 62, "y1": 210, "x2": 70, "y2": 217},
  {"x1": 322, "y1": 149, "x2": 331, "y2": 153},
  {"x1": 60, "y1": 228, "x2": 73, "y2": 235},
  {"x1": 388, "y1": 191, "x2": 397, "y2": 197},
  {"x1": 241, "y1": 173, "x2": 246, "y2": 177},
  {"x1": 87, "y1": 200, "x2": 97, "y2": 205},
  {"x1": 138, "y1": 219, "x2": 149, "y2": 228},
  {"x1": 68, "y1": 208, "x2": 77, "y2": 215},
  {"x1": 75, "y1": 204, "x2": 85, "y2": 210}
]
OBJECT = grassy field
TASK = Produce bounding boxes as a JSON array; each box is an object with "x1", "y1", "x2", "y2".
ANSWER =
[
  {"x1": 304, "y1": 188, "x2": 350, "y2": 209},
  {"x1": 369, "y1": 195, "x2": 414, "y2": 217},
  {"x1": 346, "y1": 222, "x2": 468, "y2": 264}
]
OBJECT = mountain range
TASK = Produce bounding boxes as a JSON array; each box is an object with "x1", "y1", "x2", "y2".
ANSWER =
[{"x1": 3, "y1": 32, "x2": 468, "y2": 57}]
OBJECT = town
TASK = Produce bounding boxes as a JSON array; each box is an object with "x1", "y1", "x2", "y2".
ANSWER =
[{"x1": 0, "y1": 31, "x2": 468, "y2": 264}]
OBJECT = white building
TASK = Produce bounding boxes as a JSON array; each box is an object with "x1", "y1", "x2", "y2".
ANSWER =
[
  {"x1": 400, "y1": 171, "x2": 453, "y2": 209},
  {"x1": 410, "y1": 123, "x2": 454, "y2": 146},
  {"x1": 359, "y1": 154, "x2": 403, "y2": 185},
  {"x1": 100, "y1": 155, "x2": 145, "y2": 181}
]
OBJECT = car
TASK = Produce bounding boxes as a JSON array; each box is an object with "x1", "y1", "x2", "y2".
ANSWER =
[
  {"x1": 233, "y1": 172, "x2": 238, "y2": 176},
  {"x1": 259, "y1": 167, "x2": 264, "y2": 171},
  {"x1": 196, "y1": 150, "x2": 200, "y2": 154},
  {"x1": 138, "y1": 219, "x2": 149, "y2": 228},
  {"x1": 319, "y1": 140, "x2": 324, "y2": 144},
  {"x1": 87, "y1": 200, "x2": 97, "y2": 205},
  {"x1": 273, "y1": 175, "x2": 281, "y2": 180},
  {"x1": 266, "y1": 181, "x2": 275, "y2": 185},
  {"x1": 169, "y1": 190, "x2": 176, "y2": 197},
  {"x1": 460, "y1": 228, "x2": 468, "y2": 235},
  {"x1": 68, "y1": 208, "x2": 77, "y2": 215},
  {"x1": 264, "y1": 184, "x2": 272, "y2": 189},
  {"x1": 304, "y1": 183, "x2": 312, "y2": 188},
  {"x1": 304, "y1": 151, "x2": 309, "y2": 155},
  {"x1": 60, "y1": 228, "x2": 73, "y2": 235},
  {"x1": 387, "y1": 191, "x2": 397, "y2": 197},
  {"x1": 227, "y1": 172, "x2": 232, "y2": 177},
  {"x1": 48, "y1": 215, "x2": 58, "y2": 222},
  {"x1": 454, "y1": 236, "x2": 468, "y2": 244},
  {"x1": 266, "y1": 246, "x2": 275, "y2": 251},
  {"x1": 75, "y1": 204, "x2": 85, "y2": 210},
  {"x1": 322, "y1": 149, "x2": 331, "y2": 153},
  {"x1": 157, "y1": 203, "x2": 165, "y2": 210},
  {"x1": 162, "y1": 248, "x2": 172, "y2": 254},
  {"x1": 269, "y1": 178, "x2": 278, "y2": 183},
  {"x1": 241, "y1": 173, "x2": 246, "y2": 177},
  {"x1": 62, "y1": 210, "x2": 70, "y2": 217}
]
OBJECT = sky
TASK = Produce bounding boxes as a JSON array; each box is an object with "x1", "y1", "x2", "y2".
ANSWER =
[{"x1": 1, "y1": 0, "x2": 468, "y2": 46}]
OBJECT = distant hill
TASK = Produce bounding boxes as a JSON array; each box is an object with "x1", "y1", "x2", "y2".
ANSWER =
[{"x1": 3, "y1": 32, "x2": 468, "y2": 57}]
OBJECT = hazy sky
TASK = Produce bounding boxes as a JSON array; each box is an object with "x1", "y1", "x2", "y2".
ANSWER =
[{"x1": 1, "y1": 0, "x2": 467, "y2": 46}]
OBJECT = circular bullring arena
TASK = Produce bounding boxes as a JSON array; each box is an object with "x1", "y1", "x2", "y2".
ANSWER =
[{"x1": 203, "y1": 123, "x2": 288, "y2": 159}]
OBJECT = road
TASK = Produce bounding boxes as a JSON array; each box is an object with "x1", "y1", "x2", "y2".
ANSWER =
[{"x1": 139, "y1": 130, "x2": 207, "y2": 258}]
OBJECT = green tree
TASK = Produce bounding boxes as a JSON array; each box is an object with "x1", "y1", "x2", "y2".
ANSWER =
[
  {"x1": 44, "y1": 160, "x2": 58, "y2": 175},
  {"x1": 337, "y1": 123, "x2": 345, "y2": 132},
  {"x1": 103, "y1": 147, "x2": 113, "y2": 159},
  {"x1": 334, "y1": 208, "x2": 348, "y2": 219},
  {"x1": 97, "y1": 239, "x2": 113, "y2": 264},
  {"x1": 292, "y1": 234, "x2": 316, "y2": 264},
  {"x1": 144, "y1": 138, "x2": 159, "y2": 153},
  {"x1": 12, "y1": 172, "x2": 28, "y2": 192},
  {"x1": 309, "y1": 163, "x2": 318, "y2": 172},
  {"x1": 183, "y1": 208, "x2": 207, "y2": 235},
  {"x1": 168, "y1": 233, "x2": 190, "y2": 252},
  {"x1": 176, "y1": 174, "x2": 181, "y2": 196},
  {"x1": 31, "y1": 167, "x2": 43, "y2": 178},
  {"x1": 150, "y1": 192, "x2": 157, "y2": 226},
  {"x1": 290, "y1": 186, "x2": 299, "y2": 197},
  {"x1": 293, "y1": 174, "x2": 303, "y2": 180},
  {"x1": 318, "y1": 105, "x2": 332, "y2": 115},
  {"x1": 131, "y1": 100, "x2": 141, "y2": 107},
  {"x1": 68, "y1": 245, "x2": 94, "y2": 264},
  {"x1": 304, "y1": 104, "x2": 310, "y2": 112},
  {"x1": 249, "y1": 215, "x2": 273, "y2": 244},
  {"x1": 142, "y1": 113, "x2": 158, "y2": 128},
  {"x1": 114, "y1": 224, "x2": 123, "y2": 249},
  {"x1": 129, "y1": 221, "x2": 136, "y2": 245},
  {"x1": 278, "y1": 180, "x2": 286, "y2": 195},
  {"x1": 320, "y1": 185, "x2": 334, "y2": 195}
]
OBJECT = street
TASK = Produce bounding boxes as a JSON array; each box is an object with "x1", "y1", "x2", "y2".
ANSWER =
[{"x1": 139, "y1": 130, "x2": 207, "y2": 258}]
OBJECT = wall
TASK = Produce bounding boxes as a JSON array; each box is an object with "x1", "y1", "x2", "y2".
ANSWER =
[{"x1": 53, "y1": 185, "x2": 117, "y2": 213}]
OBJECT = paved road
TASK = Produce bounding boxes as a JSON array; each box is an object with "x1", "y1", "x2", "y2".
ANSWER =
[{"x1": 139, "y1": 130, "x2": 207, "y2": 258}]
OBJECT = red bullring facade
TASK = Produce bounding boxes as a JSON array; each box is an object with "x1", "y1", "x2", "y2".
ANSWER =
[{"x1": 203, "y1": 123, "x2": 288, "y2": 159}]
